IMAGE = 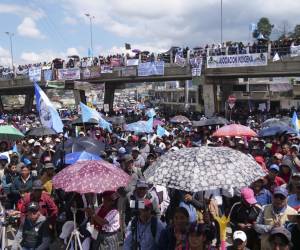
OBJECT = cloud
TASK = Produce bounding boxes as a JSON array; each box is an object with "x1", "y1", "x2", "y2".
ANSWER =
[
  {"x1": 0, "y1": 47, "x2": 12, "y2": 67},
  {"x1": 64, "y1": 16, "x2": 78, "y2": 25},
  {"x1": 17, "y1": 17, "x2": 45, "y2": 39},
  {"x1": 66, "y1": 47, "x2": 80, "y2": 56},
  {"x1": 61, "y1": 0, "x2": 300, "y2": 48},
  {"x1": 0, "y1": 3, "x2": 44, "y2": 20}
]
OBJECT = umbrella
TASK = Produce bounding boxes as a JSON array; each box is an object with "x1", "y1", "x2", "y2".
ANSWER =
[
  {"x1": 132, "y1": 49, "x2": 141, "y2": 53},
  {"x1": 258, "y1": 125, "x2": 297, "y2": 137},
  {"x1": 71, "y1": 117, "x2": 99, "y2": 126},
  {"x1": 153, "y1": 119, "x2": 165, "y2": 127},
  {"x1": 192, "y1": 117, "x2": 229, "y2": 127},
  {"x1": 0, "y1": 125, "x2": 24, "y2": 141},
  {"x1": 212, "y1": 124, "x2": 257, "y2": 137},
  {"x1": 25, "y1": 127, "x2": 57, "y2": 136},
  {"x1": 261, "y1": 118, "x2": 290, "y2": 128},
  {"x1": 52, "y1": 160, "x2": 131, "y2": 193},
  {"x1": 104, "y1": 116, "x2": 126, "y2": 125},
  {"x1": 64, "y1": 151, "x2": 101, "y2": 165},
  {"x1": 144, "y1": 146, "x2": 266, "y2": 192},
  {"x1": 170, "y1": 115, "x2": 190, "y2": 124}
]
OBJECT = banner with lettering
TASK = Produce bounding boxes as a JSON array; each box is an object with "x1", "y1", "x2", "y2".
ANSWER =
[
  {"x1": 43, "y1": 69, "x2": 53, "y2": 81},
  {"x1": 138, "y1": 61, "x2": 164, "y2": 76},
  {"x1": 57, "y1": 68, "x2": 80, "y2": 80},
  {"x1": 29, "y1": 67, "x2": 42, "y2": 82},
  {"x1": 190, "y1": 56, "x2": 203, "y2": 76},
  {"x1": 101, "y1": 65, "x2": 113, "y2": 74},
  {"x1": 291, "y1": 45, "x2": 300, "y2": 57},
  {"x1": 207, "y1": 53, "x2": 268, "y2": 68},
  {"x1": 82, "y1": 66, "x2": 101, "y2": 79},
  {"x1": 126, "y1": 59, "x2": 139, "y2": 66}
]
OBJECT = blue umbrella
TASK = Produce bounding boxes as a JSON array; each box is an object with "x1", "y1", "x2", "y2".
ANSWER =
[
  {"x1": 65, "y1": 151, "x2": 101, "y2": 165},
  {"x1": 258, "y1": 126, "x2": 297, "y2": 137}
]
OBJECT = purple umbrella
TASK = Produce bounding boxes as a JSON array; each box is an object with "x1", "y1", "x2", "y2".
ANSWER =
[{"x1": 153, "y1": 119, "x2": 165, "y2": 127}]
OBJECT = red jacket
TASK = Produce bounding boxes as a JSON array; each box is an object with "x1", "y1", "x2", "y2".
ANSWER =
[{"x1": 19, "y1": 192, "x2": 58, "y2": 224}]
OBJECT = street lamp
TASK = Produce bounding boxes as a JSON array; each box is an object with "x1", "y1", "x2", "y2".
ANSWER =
[
  {"x1": 220, "y1": 0, "x2": 223, "y2": 44},
  {"x1": 5, "y1": 32, "x2": 14, "y2": 70},
  {"x1": 85, "y1": 13, "x2": 95, "y2": 57}
]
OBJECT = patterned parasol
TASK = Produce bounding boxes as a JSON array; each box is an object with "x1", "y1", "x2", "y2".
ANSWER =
[
  {"x1": 212, "y1": 124, "x2": 257, "y2": 137},
  {"x1": 52, "y1": 160, "x2": 131, "y2": 193},
  {"x1": 170, "y1": 115, "x2": 190, "y2": 124},
  {"x1": 144, "y1": 146, "x2": 266, "y2": 192}
]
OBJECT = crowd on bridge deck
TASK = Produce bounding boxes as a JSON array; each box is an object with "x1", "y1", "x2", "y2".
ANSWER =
[
  {"x1": 2, "y1": 36, "x2": 300, "y2": 79},
  {"x1": 0, "y1": 100, "x2": 298, "y2": 250}
]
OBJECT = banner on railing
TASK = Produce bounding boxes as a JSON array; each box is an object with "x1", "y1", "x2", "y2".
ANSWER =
[
  {"x1": 190, "y1": 57, "x2": 203, "y2": 76},
  {"x1": 101, "y1": 65, "x2": 113, "y2": 74},
  {"x1": 110, "y1": 58, "x2": 122, "y2": 67},
  {"x1": 57, "y1": 68, "x2": 80, "y2": 80},
  {"x1": 29, "y1": 67, "x2": 42, "y2": 82},
  {"x1": 82, "y1": 66, "x2": 101, "y2": 79},
  {"x1": 291, "y1": 45, "x2": 300, "y2": 57},
  {"x1": 43, "y1": 69, "x2": 53, "y2": 81},
  {"x1": 138, "y1": 61, "x2": 164, "y2": 76},
  {"x1": 126, "y1": 59, "x2": 139, "y2": 66},
  {"x1": 207, "y1": 53, "x2": 268, "y2": 68},
  {"x1": 46, "y1": 80, "x2": 65, "y2": 89}
]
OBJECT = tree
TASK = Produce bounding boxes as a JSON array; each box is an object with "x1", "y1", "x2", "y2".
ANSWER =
[
  {"x1": 291, "y1": 24, "x2": 300, "y2": 38},
  {"x1": 252, "y1": 17, "x2": 274, "y2": 39}
]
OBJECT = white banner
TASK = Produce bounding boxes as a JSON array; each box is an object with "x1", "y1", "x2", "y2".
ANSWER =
[
  {"x1": 207, "y1": 53, "x2": 268, "y2": 68},
  {"x1": 126, "y1": 59, "x2": 139, "y2": 66},
  {"x1": 29, "y1": 67, "x2": 42, "y2": 82},
  {"x1": 174, "y1": 54, "x2": 186, "y2": 67},
  {"x1": 57, "y1": 68, "x2": 80, "y2": 80},
  {"x1": 190, "y1": 57, "x2": 202, "y2": 76},
  {"x1": 291, "y1": 45, "x2": 300, "y2": 57},
  {"x1": 138, "y1": 61, "x2": 164, "y2": 76}
]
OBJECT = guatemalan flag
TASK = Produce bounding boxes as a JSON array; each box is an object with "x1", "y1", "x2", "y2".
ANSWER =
[
  {"x1": 34, "y1": 83, "x2": 63, "y2": 133},
  {"x1": 80, "y1": 102, "x2": 112, "y2": 132}
]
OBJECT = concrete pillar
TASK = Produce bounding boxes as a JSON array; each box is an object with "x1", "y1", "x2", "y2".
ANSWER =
[
  {"x1": 24, "y1": 92, "x2": 34, "y2": 113},
  {"x1": 73, "y1": 89, "x2": 86, "y2": 106},
  {"x1": 104, "y1": 84, "x2": 115, "y2": 112},
  {"x1": 184, "y1": 80, "x2": 189, "y2": 109},
  {"x1": 202, "y1": 78, "x2": 216, "y2": 117}
]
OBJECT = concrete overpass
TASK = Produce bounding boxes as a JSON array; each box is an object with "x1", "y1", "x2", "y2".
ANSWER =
[{"x1": 1, "y1": 56, "x2": 300, "y2": 114}]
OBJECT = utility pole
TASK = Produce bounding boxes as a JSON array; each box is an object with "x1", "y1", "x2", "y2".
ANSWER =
[
  {"x1": 220, "y1": 0, "x2": 223, "y2": 44},
  {"x1": 85, "y1": 13, "x2": 95, "y2": 57},
  {"x1": 5, "y1": 32, "x2": 14, "y2": 70}
]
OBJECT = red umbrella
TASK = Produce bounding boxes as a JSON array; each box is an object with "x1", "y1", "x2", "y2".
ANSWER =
[
  {"x1": 212, "y1": 124, "x2": 257, "y2": 137},
  {"x1": 52, "y1": 160, "x2": 131, "y2": 194}
]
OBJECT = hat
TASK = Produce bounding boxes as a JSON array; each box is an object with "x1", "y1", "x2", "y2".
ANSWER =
[
  {"x1": 95, "y1": 131, "x2": 101, "y2": 135},
  {"x1": 132, "y1": 147, "x2": 140, "y2": 152},
  {"x1": 292, "y1": 172, "x2": 300, "y2": 178},
  {"x1": 269, "y1": 164, "x2": 279, "y2": 172},
  {"x1": 141, "y1": 137, "x2": 147, "y2": 141},
  {"x1": 280, "y1": 159, "x2": 293, "y2": 169},
  {"x1": 255, "y1": 156, "x2": 265, "y2": 165},
  {"x1": 291, "y1": 144, "x2": 299, "y2": 152},
  {"x1": 44, "y1": 137, "x2": 51, "y2": 144},
  {"x1": 28, "y1": 139, "x2": 35, "y2": 144},
  {"x1": 33, "y1": 141, "x2": 41, "y2": 147},
  {"x1": 265, "y1": 143, "x2": 272, "y2": 149},
  {"x1": 102, "y1": 190, "x2": 120, "y2": 200},
  {"x1": 38, "y1": 137, "x2": 43, "y2": 142},
  {"x1": 136, "y1": 179, "x2": 149, "y2": 189},
  {"x1": 237, "y1": 140, "x2": 244, "y2": 145},
  {"x1": 269, "y1": 227, "x2": 291, "y2": 243},
  {"x1": 32, "y1": 180, "x2": 44, "y2": 190},
  {"x1": 241, "y1": 187, "x2": 257, "y2": 205},
  {"x1": 27, "y1": 201, "x2": 40, "y2": 212},
  {"x1": 44, "y1": 163, "x2": 55, "y2": 169},
  {"x1": 123, "y1": 154, "x2": 133, "y2": 163},
  {"x1": 0, "y1": 154, "x2": 8, "y2": 161},
  {"x1": 118, "y1": 147, "x2": 126, "y2": 154},
  {"x1": 55, "y1": 138, "x2": 61, "y2": 143},
  {"x1": 233, "y1": 230, "x2": 247, "y2": 242},
  {"x1": 273, "y1": 187, "x2": 288, "y2": 198},
  {"x1": 79, "y1": 131, "x2": 85, "y2": 136},
  {"x1": 274, "y1": 153, "x2": 283, "y2": 160},
  {"x1": 59, "y1": 221, "x2": 75, "y2": 242}
]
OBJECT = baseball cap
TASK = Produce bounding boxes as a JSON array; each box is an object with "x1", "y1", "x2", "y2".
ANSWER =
[
  {"x1": 233, "y1": 230, "x2": 247, "y2": 242},
  {"x1": 274, "y1": 153, "x2": 283, "y2": 160},
  {"x1": 44, "y1": 163, "x2": 55, "y2": 169},
  {"x1": 241, "y1": 187, "x2": 257, "y2": 205},
  {"x1": 132, "y1": 147, "x2": 140, "y2": 152},
  {"x1": 27, "y1": 201, "x2": 40, "y2": 212},
  {"x1": 33, "y1": 141, "x2": 41, "y2": 147},
  {"x1": 122, "y1": 154, "x2": 133, "y2": 163},
  {"x1": 269, "y1": 164, "x2": 279, "y2": 172},
  {"x1": 136, "y1": 179, "x2": 149, "y2": 189},
  {"x1": 0, "y1": 154, "x2": 8, "y2": 161},
  {"x1": 32, "y1": 180, "x2": 44, "y2": 190},
  {"x1": 273, "y1": 187, "x2": 288, "y2": 198},
  {"x1": 28, "y1": 139, "x2": 35, "y2": 144},
  {"x1": 118, "y1": 147, "x2": 126, "y2": 154},
  {"x1": 141, "y1": 137, "x2": 147, "y2": 141},
  {"x1": 269, "y1": 227, "x2": 291, "y2": 243}
]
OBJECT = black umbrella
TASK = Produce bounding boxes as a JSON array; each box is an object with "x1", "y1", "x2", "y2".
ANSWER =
[
  {"x1": 192, "y1": 117, "x2": 229, "y2": 127},
  {"x1": 26, "y1": 127, "x2": 57, "y2": 137},
  {"x1": 71, "y1": 117, "x2": 99, "y2": 126}
]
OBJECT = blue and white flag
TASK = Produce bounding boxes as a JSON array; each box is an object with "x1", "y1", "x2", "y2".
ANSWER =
[
  {"x1": 157, "y1": 125, "x2": 169, "y2": 137},
  {"x1": 146, "y1": 117, "x2": 153, "y2": 133},
  {"x1": 292, "y1": 111, "x2": 299, "y2": 135},
  {"x1": 249, "y1": 23, "x2": 257, "y2": 32},
  {"x1": 12, "y1": 143, "x2": 18, "y2": 154},
  {"x1": 80, "y1": 102, "x2": 112, "y2": 132},
  {"x1": 146, "y1": 108, "x2": 156, "y2": 118},
  {"x1": 34, "y1": 83, "x2": 63, "y2": 133}
]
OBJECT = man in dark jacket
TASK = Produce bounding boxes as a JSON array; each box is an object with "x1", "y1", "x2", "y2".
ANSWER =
[{"x1": 19, "y1": 202, "x2": 51, "y2": 250}]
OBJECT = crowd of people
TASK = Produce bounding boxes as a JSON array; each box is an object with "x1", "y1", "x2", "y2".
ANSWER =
[
  {"x1": 1, "y1": 36, "x2": 300, "y2": 80},
  {"x1": 0, "y1": 108, "x2": 298, "y2": 250}
]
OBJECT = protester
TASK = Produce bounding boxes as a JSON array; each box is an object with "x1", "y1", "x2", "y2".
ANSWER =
[
  {"x1": 227, "y1": 230, "x2": 250, "y2": 250},
  {"x1": 268, "y1": 227, "x2": 292, "y2": 250}
]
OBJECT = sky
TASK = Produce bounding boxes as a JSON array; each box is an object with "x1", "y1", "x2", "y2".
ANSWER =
[{"x1": 0, "y1": 0, "x2": 300, "y2": 66}]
